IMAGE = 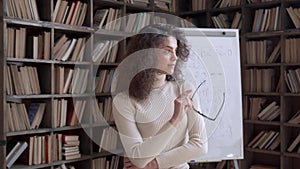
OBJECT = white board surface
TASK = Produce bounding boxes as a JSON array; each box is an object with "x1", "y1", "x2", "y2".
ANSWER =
[{"x1": 180, "y1": 28, "x2": 243, "y2": 162}]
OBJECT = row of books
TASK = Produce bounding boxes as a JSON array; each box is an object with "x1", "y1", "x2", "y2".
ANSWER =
[
  {"x1": 55, "y1": 163, "x2": 76, "y2": 169},
  {"x1": 252, "y1": 7, "x2": 280, "y2": 32},
  {"x1": 6, "y1": 0, "x2": 40, "y2": 20},
  {"x1": 62, "y1": 135, "x2": 81, "y2": 160},
  {"x1": 92, "y1": 40, "x2": 119, "y2": 64},
  {"x1": 28, "y1": 32, "x2": 51, "y2": 60},
  {"x1": 92, "y1": 156, "x2": 120, "y2": 169},
  {"x1": 256, "y1": 101, "x2": 280, "y2": 121},
  {"x1": 55, "y1": 67, "x2": 89, "y2": 94},
  {"x1": 245, "y1": 40, "x2": 280, "y2": 64},
  {"x1": 7, "y1": 28, "x2": 51, "y2": 59},
  {"x1": 284, "y1": 38, "x2": 300, "y2": 63},
  {"x1": 125, "y1": 12, "x2": 151, "y2": 33},
  {"x1": 191, "y1": 0, "x2": 208, "y2": 11},
  {"x1": 180, "y1": 17, "x2": 197, "y2": 28},
  {"x1": 247, "y1": 98, "x2": 280, "y2": 121},
  {"x1": 54, "y1": 35, "x2": 86, "y2": 62},
  {"x1": 6, "y1": 65, "x2": 41, "y2": 95},
  {"x1": 246, "y1": 97, "x2": 265, "y2": 120},
  {"x1": 286, "y1": 7, "x2": 300, "y2": 29},
  {"x1": 6, "y1": 102, "x2": 46, "y2": 132},
  {"x1": 93, "y1": 8, "x2": 169, "y2": 32},
  {"x1": 6, "y1": 27, "x2": 26, "y2": 59},
  {"x1": 53, "y1": 99, "x2": 86, "y2": 128},
  {"x1": 93, "y1": 8, "x2": 122, "y2": 31},
  {"x1": 53, "y1": 0, "x2": 87, "y2": 26},
  {"x1": 247, "y1": 0, "x2": 276, "y2": 4},
  {"x1": 19, "y1": 134, "x2": 73, "y2": 166},
  {"x1": 127, "y1": 0, "x2": 149, "y2": 7},
  {"x1": 211, "y1": 12, "x2": 242, "y2": 29},
  {"x1": 249, "y1": 164, "x2": 277, "y2": 169},
  {"x1": 154, "y1": 0, "x2": 175, "y2": 13},
  {"x1": 92, "y1": 97, "x2": 114, "y2": 123},
  {"x1": 244, "y1": 68, "x2": 277, "y2": 93},
  {"x1": 284, "y1": 69, "x2": 300, "y2": 93},
  {"x1": 248, "y1": 130, "x2": 280, "y2": 150},
  {"x1": 95, "y1": 69, "x2": 115, "y2": 94},
  {"x1": 214, "y1": 0, "x2": 241, "y2": 8}
]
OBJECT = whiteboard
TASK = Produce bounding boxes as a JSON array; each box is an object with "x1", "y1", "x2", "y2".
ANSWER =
[{"x1": 180, "y1": 28, "x2": 244, "y2": 162}]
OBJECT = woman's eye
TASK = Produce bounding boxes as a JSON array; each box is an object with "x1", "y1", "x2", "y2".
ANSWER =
[{"x1": 163, "y1": 50, "x2": 172, "y2": 54}]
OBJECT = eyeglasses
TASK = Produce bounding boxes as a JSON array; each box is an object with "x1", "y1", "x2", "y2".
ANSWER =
[{"x1": 190, "y1": 80, "x2": 225, "y2": 121}]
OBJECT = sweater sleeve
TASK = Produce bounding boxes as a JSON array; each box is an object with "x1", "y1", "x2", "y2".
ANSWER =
[
  {"x1": 112, "y1": 93, "x2": 178, "y2": 168},
  {"x1": 156, "y1": 82, "x2": 208, "y2": 168},
  {"x1": 155, "y1": 111, "x2": 208, "y2": 168}
]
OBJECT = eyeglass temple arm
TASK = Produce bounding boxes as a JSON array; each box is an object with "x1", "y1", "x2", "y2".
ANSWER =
[
  {"x1": 191, "y1": 80, "x2": 206, "y2": 100},
  {"x1": 193, "y1": 92, "x2": 225, "y2": 121}
]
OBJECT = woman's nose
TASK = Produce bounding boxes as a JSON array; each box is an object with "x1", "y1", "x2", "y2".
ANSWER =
[{"x1": 171, "y1": 51, "x2": 178, "y2": 60}]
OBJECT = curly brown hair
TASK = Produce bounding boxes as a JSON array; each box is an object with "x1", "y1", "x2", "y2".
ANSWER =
[{"x1": 115, "y1": 24, "x2": 190, "y2": 101}]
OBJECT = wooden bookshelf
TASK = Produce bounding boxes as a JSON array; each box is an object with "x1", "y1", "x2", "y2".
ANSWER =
[
  {"x1": 178, "y1": 0, "x2": 300, "y2": 169},
  {"x1": 0, "y1": 0, "x2": 178, "y2": 168}
]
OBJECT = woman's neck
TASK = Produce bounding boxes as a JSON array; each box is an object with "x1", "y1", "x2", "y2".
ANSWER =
[{"x1": 153, "y1": 73, "x2": 167, "y2": 89}]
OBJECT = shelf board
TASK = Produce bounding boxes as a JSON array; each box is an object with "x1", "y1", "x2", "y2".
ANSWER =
[
  {"x1": 6, "y1": 58, "x2": 53, "y2": 64},
  {"x1": 243, "y1": 63, "x2": 281, "y2": 67},
  {"x1": 94, "y1": 29, "x2": 134, "y2": 39},
  {"x1": 153, "y1": 7, "x2": 176, "y2": 15},
  {"x1": 283, "y1": 123, "x2": 300, "y2": 128},
  {"x1": 179, "y1": 10, "x2": 206, "y2": 16},
  {"x1": 209, "y1": 6, "x2": 242, "y2": 13},
  {"x1": 53, "y1": 61, "x2": 91, "y2": 65},
  {"x1": 51, "y1": 154, "x2": 91, "y2": 166},
  {"x1": 96, "y1": 62, "x2": 119, "y2": 67},
  {"x1": 244, "y1": 120, "x2": 280, "y2": 126},
  {"x1": 4, "y1": 17, "x2": 52, "y2": 28},
  {"x1": 243, "y1": 92, "x2": 280, "y2": 96},
  {"x1": 53, "y1": 23, "x2": 94, "y2": 33},
  {"x1": 7, "y1": 95, "x2": 52, "y2": 99},
  {"x1": 244, "y1": 1, "x2": 281, "y2": 9},
  {"x1": 11, "y1": 163, "x2": 51, "y2": 169},
  {"x1": 91, "y1": 149, "x2": 123, "y2": 158},
  {"x1": 6, "y1": 128, "x2": 52, "y2": 137},
  {"x1": 53, "y1": 93, "x2": 92, "y2": 98},
  {"x1": 245, "y1": 147, "x2": 281, "y2": 155},
  {"x1": 243, "y1": 31, "x2": 282, "y2": 38},
  {"x1": 126, "y1": 4, "x2": 153, "y2": 12},
  {"x1": 282, "y1": 63, "x2": 300, "y2": 67},
  {"x1": 52, "y1": 125, "x2": 87, "y2": 132},
  {"x1": 284, "y1": 152, "x2": 300, "y2": 158},
  {"x1": 282, "y1": 93, "x2": 300, "y2": 97}
]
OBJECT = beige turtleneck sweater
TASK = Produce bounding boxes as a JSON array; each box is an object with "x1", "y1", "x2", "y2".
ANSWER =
[{"x1": 112, "y1": 81, "x2": 208, "y2": 169}]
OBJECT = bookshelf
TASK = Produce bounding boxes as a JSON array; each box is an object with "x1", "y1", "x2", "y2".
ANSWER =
[
  {"x1": 178, "y1": 0, "x2": 300, "y2": 169},
  {"x1": 0, "y1": 0, "x2": 177, "y2": 168}
]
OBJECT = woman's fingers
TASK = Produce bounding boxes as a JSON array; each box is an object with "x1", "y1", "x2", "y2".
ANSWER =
[{"x1": 178, "y1": 89, "x2": 192, "y2": 99}]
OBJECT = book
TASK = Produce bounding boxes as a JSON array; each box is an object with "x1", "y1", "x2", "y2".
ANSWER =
[
  {"x1": 288, "y1": 109, "x2": 300, "y2": 124},
  {"x1": 6, "y1": 141, "x2": 28, "y2": 168},
  {"x1": 287, "y1": 134, "x2": 300, "y2": 152},
  {"x1": 27, "y1": 103, "x2": 46, "y2": 129}
]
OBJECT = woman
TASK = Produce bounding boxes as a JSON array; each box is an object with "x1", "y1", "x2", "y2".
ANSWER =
[{"x1": 112, "y1": 23, "x2": 207, "y2": 169}]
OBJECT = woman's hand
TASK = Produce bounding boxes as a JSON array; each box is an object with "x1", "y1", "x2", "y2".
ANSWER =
[
  {"x1": 169, "y1": 89, "x2": 193, "y2": 127},
  {"x1": 124, "y1": 157, "x2": 158, "y2": 169}
]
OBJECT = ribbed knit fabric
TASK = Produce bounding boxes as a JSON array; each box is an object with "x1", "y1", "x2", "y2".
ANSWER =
[{"x1": 113, "y1": 81, "x2": 208, "y2": 169}]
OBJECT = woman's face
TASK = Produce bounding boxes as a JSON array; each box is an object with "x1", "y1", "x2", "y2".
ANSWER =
[{"x1": 156, "y1": 36, "x2": 178, "y2": 75}]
